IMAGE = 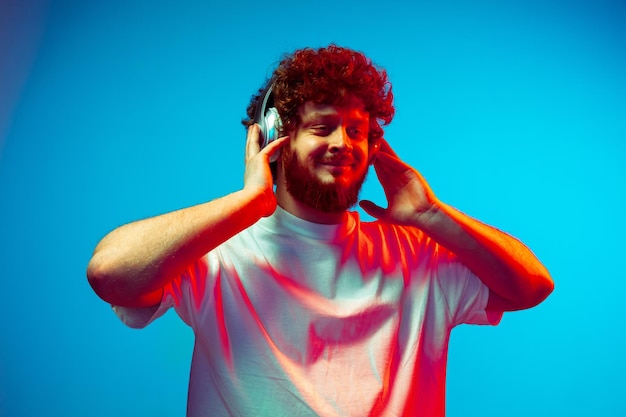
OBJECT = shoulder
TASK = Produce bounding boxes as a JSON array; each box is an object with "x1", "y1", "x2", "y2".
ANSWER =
[
  {"x1": 351, "y1": 214, "x2": 443, "y2": 267},
  {"x1": 354, "y1": 214, "x2": 430, "y2": 245}
]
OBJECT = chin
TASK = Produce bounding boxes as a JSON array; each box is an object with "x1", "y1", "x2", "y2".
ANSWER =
[{"x1": 284, "y1": 149, "x2": 367, "y2": 212}]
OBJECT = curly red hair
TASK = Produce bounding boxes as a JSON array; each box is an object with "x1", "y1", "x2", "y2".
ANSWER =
[{"x1": 243, "y1": 45, "x2": 394, "y2": 142}]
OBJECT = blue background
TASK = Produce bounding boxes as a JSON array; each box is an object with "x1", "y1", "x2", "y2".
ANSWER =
[{"x1": 1, "y1": 0, "x2": 625, "y2": 416}]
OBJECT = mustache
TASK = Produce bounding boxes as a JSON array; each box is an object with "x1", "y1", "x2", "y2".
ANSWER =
[{"x1": 317, "y1": 156, "x2": 355, "y2": 165}]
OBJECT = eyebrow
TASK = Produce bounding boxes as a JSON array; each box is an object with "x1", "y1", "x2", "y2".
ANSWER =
[
  {"x1": 300, "y1": 113, "x2": 340, "y2": 127},
  {"x1": 300, "y1": 112, "x2": 369, "y2": 128}
]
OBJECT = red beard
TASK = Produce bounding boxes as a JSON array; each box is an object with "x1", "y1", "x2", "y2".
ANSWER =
[{"x1": 282, "y1": 147, "x2": 367, "y2": 213}]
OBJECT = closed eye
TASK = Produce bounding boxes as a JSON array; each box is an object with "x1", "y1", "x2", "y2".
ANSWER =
[
  {"x1": 347, "y1": 126, "x2": 367, "y2": 140},
  {"x1": 311, "y1": 125, "x2": 333, "y2": 136}
]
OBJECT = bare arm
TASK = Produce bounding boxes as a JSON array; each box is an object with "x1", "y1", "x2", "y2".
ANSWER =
[
  {"x1": 360, "y1": 140, "x2": 553, "y2": 311},
  {"x1": 86, "y1": 127, "x2": 288, "y2": 308},
  {"x1": 415, "y1": 203, "x2": 553, "y2": 311}
]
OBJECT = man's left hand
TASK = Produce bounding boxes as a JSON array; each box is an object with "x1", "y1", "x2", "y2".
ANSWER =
[{"x1": 359, "y1": 139, "x2": 440, "y2": 227}]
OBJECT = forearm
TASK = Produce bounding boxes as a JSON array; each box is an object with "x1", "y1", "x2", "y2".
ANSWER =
[
  {"x1": 87, "y1": 188, "x2": 268, "y2": 307},
  {"x1": 364, "y1": 143, "x2": 552, "y2": 310},
  {"x1": 417, "y1": 201, "x2": 553, "y2": 310}
]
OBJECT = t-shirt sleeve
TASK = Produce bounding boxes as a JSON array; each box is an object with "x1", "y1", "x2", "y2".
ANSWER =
[
  {"x1": 111, "y1": 256, "x2": 211, "y2": 329},
  {"x1": 112, "y1": 302, "x2": 170, "y2": 329},
  {"x1": 434, "y1": 249, "x2": 503, "y2": 327}
]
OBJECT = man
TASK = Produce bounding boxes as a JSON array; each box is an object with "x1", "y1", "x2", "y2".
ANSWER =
[{"x1": 87, "y1": 45, "x2": 553, "y2": 416}]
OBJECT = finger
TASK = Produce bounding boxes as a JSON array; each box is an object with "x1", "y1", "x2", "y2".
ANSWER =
[
  {"x1": 262, "y1": 135, "x2": 289, "y2": 162},
  {"x1": 263, "y1": 135, "x2": 289, "y2": 154},
  {"x1": 359, "y1": 200, "x2": 388, "y2": 220},
  {"x1": 373, "y1": 152, "x2": 408, "y2": 182},
  {"x1": 245, "y1": 124, "x2": 262, "y2": 162},
  {"x1": 374, "y1": 150, "x2": 408, "y2": 169},
  {"x1": 374, "y1": 152, "x2": 419, "y2": 185},
  {"x1": 375, "y1": 152, "x2": 436, "y2": 199},
  {"x1": 373, "y1": 140, "x2": 414, "y2": 178},
  {"x1": 377, "y1": 138, "x2": 399, "y2": 158}
]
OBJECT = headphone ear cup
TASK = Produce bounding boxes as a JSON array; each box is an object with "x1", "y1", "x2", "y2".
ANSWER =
[
  {"x1": 260, "y1": 107, "x2": 282, "y2": 148},
  {"x1": 261, "y1": 107, "x2": 282, "y2": 163},
  {"x1": 253, "y1": 81, "x2": 283, "y2": 163}
]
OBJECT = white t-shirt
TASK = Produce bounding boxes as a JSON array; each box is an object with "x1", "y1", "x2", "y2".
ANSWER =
[{"x1": 114, "y1": 206, "x2": 502, "y2": 417}]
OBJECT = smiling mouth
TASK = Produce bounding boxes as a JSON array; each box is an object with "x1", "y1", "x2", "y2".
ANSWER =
[{"x1": 318, "y1": 159, "x2": 354, "y2": 168}]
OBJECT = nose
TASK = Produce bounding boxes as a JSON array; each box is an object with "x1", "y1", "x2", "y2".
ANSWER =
[{"x1": 328, "y1": 126, "x2": 352, "y2": 152}]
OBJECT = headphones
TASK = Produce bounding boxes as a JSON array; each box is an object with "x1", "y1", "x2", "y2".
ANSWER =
[
  {"x1": 253, "y1": 80, "x2": 381, "y2": 165},
  {"x1": 253, "y1": 80, "x2": 283, "y2": 162}
]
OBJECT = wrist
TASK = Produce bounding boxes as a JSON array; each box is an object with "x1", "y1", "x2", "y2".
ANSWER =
[
  {"x1": 410, "y1": 198, "x2": 444, "y2": 229},
  {"x1": 240, "y1": 185, "x2": 277, "y2": 219}
]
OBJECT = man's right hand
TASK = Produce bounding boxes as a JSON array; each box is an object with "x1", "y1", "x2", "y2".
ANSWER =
[
  {"x1": 87, "y1": 126, "x2": 288, "y2": 308},
  {"x1": 243, "y1": 124, "x2": 288, "y2": 218}
]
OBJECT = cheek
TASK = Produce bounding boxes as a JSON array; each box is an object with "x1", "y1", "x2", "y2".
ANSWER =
[
  {"x1": 287, "y1": 136, "x2": 321, "y2": 159},
  {"x1": 355, "y1": 143, "x2": 371, "y2": 162},
  {"x1": 302, "y1": 144, "x2": 328, "y2": 164},
  {"x1": 282, "y1": 144, "x2": 312, "y2": 173}
]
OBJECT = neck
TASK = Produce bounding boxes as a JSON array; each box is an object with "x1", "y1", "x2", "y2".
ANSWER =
[{"x1": 275, "y1": 181, "x2": 347, "y2": 225}]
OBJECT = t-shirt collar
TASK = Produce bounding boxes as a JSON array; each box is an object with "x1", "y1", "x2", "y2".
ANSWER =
[{"x1": 260, "y1": 205, "x2": 356, "y2": 241}]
